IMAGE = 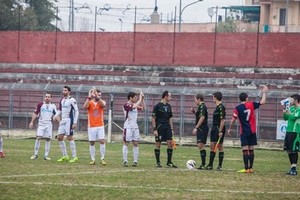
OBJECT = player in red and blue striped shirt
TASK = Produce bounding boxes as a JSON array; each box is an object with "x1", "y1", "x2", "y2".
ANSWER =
[{"x1": 228, "y1": 85, "x2": 268, "y2": 173}]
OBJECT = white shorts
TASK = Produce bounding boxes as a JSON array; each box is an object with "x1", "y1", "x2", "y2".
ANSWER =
[
  {"x1": 123, "y1": 128, "x2": 140, "y2": 142},
  {"x1": 58, "y1": 119, "x2": 73, "y2": 136},
  {"x1": 37, "y1": 125, "x2": 53, "y2": 139},
  {"x1": 88, "y1": 126, "x2": 105, "y2": 141}
]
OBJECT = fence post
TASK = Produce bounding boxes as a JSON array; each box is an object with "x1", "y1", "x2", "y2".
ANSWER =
[
  {"x1": 76, "y1": 84, "x2": 83, "y2": 131},
  {"x1": 8, "y1": 83, "x2": 17, "y2": 132},
  {"x1": 179, "y1": 88, "x2": 187, "y2": 145},
  {"x1": 107, "y1": 86, "x2": 116, "y2": 143},
  {"x1": 143, "y1": 86, "x2": 151, "y2": 136}
]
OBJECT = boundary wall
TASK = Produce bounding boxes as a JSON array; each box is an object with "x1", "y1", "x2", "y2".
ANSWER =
[{"x1": 1, "y1": 31, "x2": 300, "y2": 67}]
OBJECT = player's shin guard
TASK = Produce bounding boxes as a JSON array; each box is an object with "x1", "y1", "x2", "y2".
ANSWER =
[
  {"x1": 0, "y1": 137, "x2": 3, "y2": 152},
  {"x1": 249, "y1": 150, "x2": 254, "y2": 169},
  {"x1": 100, "y1": 143, "x2": 106, "y2": 160},
  {"x1": 290, "y1": 152, "x2": 298, "y2": 165},
  {"x1": 154, "y1": 149, "x2": 160, "y2": 164},
  {"x1": 218, "y1": 152, "x2": 224, "y2": 167},
  {"x1": 167, "y1": 148, "x2": 173, "y2": 163},
  {"x1": 123, "y1": 145, "x2": 128, "y2": 162},
  {"x1": 133, "y1": 146, "x2": 139, "y2": 163},
  {"x1": 243, "y1": 150, "x2": 249, "y2": 169},
  {"x1": 208, "y1": 151, "x2": 216, "y2": 166},
  {"x1": 288, "y1": 153, "x2": 293, "y2": 164},
  {"x1": 200, "y1": 149, "x2": 206, "y2": 166},
  {"x1": 34, "y1": 139, "x2": 41, "y2": 155},
  {"x1": 69, "y1": 140, "x2": 76, "y2": 158},
  {"x1": 59, "y1": 141, "x2": 67, "y2": 156},
  {"x1": 44, "y1": 140, "x2": 50, "y2": 157},
  {"x1": 89, "y1": 145, "x2": 95, "y2": 161}
]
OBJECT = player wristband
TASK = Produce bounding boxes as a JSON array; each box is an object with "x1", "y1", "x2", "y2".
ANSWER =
[{"x1": 153, "y1": 127, "x2": 157, "y2": 131}]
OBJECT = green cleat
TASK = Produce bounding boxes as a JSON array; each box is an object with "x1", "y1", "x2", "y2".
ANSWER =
[
  {"x1": 69, "y1": 156, "x2": 78, "y2": 163},
  {"x1": 237, "y1": 169, "x2": 250, "y2": 173},
  {"x1": 57, "y1": 156, "x2": 69, "y2": 162}
]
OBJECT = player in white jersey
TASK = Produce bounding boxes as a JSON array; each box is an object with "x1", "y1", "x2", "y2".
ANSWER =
[
  {"x1": 29, "y1": 93, "x2": 58, "y2": 160},
  {"x1": 54, "y1": 86, "x2": 79, "y2": 163},
  {"x1": 122, "y1": 91, "x2": 144, "y2": 167},
  {"x1": 0, "y1": 121, "x2": 4, "y2": 158}
]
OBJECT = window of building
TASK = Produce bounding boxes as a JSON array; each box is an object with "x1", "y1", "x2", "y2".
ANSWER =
[{"x1": 279, "y1": 8, "x2": 286, "y2": 26}]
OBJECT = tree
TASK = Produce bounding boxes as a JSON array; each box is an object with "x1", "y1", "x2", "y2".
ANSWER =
[
  {"x1": 0, "y1": 0, "x2": 58, "y2": 31},
  {"x1": 216, "y1": 17, "x2": 237, "y2": 33}
]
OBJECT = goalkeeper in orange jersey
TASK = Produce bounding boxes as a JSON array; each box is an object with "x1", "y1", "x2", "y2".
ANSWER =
[{"x1": 83, "y1": 87, "x2": 107, "y2": 165}]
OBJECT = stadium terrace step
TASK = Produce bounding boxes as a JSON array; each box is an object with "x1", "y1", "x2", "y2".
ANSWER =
[{"x1": 0, "y1": 63, "x2": 299, "y2": 89}]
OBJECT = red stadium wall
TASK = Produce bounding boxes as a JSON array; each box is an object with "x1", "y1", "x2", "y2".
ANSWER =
[{"x1": 0, "y1": 31, "x2": 299, "y2": 68}]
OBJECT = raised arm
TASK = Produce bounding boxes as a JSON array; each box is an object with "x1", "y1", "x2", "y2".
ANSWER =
[{"x1": 260, "y1": 85, "x2": 268, "y2": 105}]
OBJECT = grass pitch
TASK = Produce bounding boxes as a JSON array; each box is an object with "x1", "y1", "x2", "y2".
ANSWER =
[{"x1": 0, "y1": 138, "x2": 299, "y2": 200}]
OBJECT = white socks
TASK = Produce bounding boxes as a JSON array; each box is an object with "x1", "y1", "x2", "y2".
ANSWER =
[
  {"x1": 100, "y1": 143, "x2": 106, "y2": 160},
  {"x1": 123, "y1": 145, "x2": 128, "y2": 162},
  {"x1": 69, "y1": 140, "x2": 76, "y2": 158},
  {"x1": 123, "y1": 145, "x2": 139, "y2": 163},
  {"x1": 44, "y1": 140, "x2": 50, "y2": 157},
  {"x1": 133, "y1": 146, "x2": 139, "y2": 163},
  {"x1": 0, "y1": 137, "x2": 3, "y2": 152},
  {"x1": 34, "y1": 139, "x2": 41, "y2": 155},
  {"x1": 59, "y1": 141, "x2": 67, "y2": 156},
  {"x1": 89, "y1": 145, "x2": 95, "y2": 161}
]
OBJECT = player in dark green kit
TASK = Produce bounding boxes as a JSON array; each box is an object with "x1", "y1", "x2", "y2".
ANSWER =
[
  {"x1": 191, "y1": 94, "x2": 209, "y2": 169},
  {"x1": 283, "y1": 94, "x2": 300, "y2": 176},
  {"x1": 206, "y1": 92, "x2": 226, "y2": 170},
  {"x1": 152, "y1": 91, "x2": 177, "y2": 168}
]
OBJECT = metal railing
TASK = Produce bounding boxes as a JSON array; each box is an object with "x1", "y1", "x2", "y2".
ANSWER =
[{"x1": 0, "y1": 83, "x2": 293, "y2": 141}]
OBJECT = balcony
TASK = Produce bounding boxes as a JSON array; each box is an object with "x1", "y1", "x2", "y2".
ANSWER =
[{"x1": 260, "y1": 0, "x2": 272, "y2": 4}]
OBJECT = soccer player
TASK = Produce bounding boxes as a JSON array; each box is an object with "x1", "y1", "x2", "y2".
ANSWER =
[
  {"x1": 0, "y1": 121, "x2": 4, "y2": 158},
  {"x1": 282, "y1": 94, "x2": 300, "y2": 176},
  {"x1": 152, "y1": 90, "x2": 177, "y2": 168},
  {"x1": 191, "y1": 94, "x2": 209, "y2": 170},
  {"x1": 54, "y1": 86, "x2": 79, "y2": 163},
  {"x1": 83, "y1": 88, "x2": 107, "y2": 165},
  {"x1": 29, "y1": 93, "x2": 58, "y2": 160},
  {"x1": 205, "y1": 92, "x2": 226, "y2": 171},
  {"x1": 122, "y1": 91, "x2": 144, "y2": 167},
  {"x1": 227, "y1": 85, "x2": 268, "y2": 173}
]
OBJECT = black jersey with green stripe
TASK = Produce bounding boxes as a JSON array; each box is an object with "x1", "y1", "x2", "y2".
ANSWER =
[
  {"x1": 195, "y1": 102, "x2": 208, "y2": 127},
  {"x1": 212, "y1": 103, "x2": 226, "y2": 127},
  {"x1": 152, "y1": 102, "x2": 173, "y2": 127}
]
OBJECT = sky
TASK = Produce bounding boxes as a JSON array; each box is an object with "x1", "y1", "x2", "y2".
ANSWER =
[{"x1": 54, "y1": 0, "x2": 245, "y2": 32}]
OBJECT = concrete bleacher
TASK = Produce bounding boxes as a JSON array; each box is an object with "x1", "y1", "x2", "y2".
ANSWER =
[{"x1": 0, "y1": 63, "x2": 299, "y2": 90}]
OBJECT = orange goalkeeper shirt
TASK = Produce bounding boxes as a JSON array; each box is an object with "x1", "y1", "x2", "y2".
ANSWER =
[{"x1": 87, "y1": 101, "x2": 104, "y2": 127}]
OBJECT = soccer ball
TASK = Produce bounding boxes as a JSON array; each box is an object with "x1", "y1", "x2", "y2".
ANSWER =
[{"x1": 186, "y1": 160, "x2": 196, "y2": 170}]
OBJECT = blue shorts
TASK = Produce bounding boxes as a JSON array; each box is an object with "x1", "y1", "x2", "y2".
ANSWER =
[{"x1": 240, "y1": 132, "x2": 257, "y2": 147}]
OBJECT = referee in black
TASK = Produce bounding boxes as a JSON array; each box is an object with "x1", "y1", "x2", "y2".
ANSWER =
[
  {"x1": 205, "y1": 91, "x2": 226, "y2": 171},
  {"x1": 152, "y1": 91, "x2": 177, "y2": 168}
]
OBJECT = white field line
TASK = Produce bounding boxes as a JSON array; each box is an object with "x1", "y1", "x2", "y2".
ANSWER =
[
  {"x1": 0, "y1": 180, "x2": 300, "y2": 195},
  {"x1": 0, "y1": 169, "x2": 146, "y2": 178},
  {"x1": 0, "y1": 168, "x2": 238, "y2": 178}
]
